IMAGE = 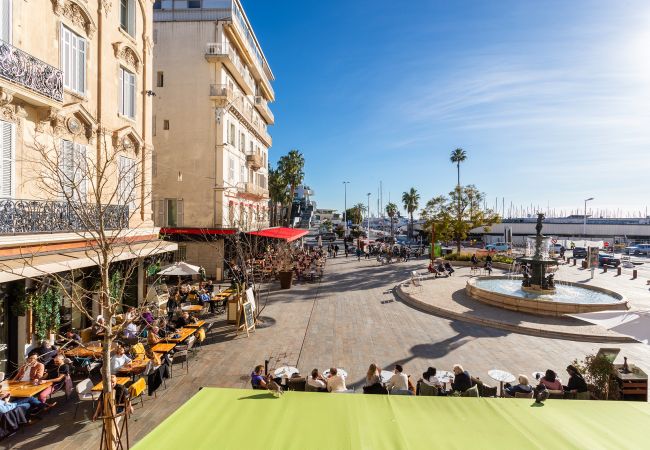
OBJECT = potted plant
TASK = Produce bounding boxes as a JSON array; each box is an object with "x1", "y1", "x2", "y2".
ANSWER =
[
  {"x1": 573, "y1": 353, "x2": 619, "y2": 400},
  {"x1": 276, "y1": 243, "x2": 294, "y2": 289}
]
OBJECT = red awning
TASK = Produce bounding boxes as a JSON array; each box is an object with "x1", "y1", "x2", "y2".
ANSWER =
[{"x1": 247, "y1": 227, "x2": 309, "y2": 242}]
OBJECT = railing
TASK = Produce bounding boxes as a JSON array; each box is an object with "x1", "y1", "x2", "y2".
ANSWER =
[
  {"x1": 229, "y1": 95, "x2": 272, "y2": 146},
  {"x1": 209, "y1": 83, "x2": 232, "y2": 98},
  {"x1": 0, "y1": 40, "x2": 63, "y2": 102},
  {"x1": 205, "y1": 42, "x2": 255, "y2": 93},
  {"x1": 244, "y1": 182, "x2": 268, "y2": 198},
  {"x1": 0, "y1": 199, "x2": 129, "y2": 235},
  {"x1": 245, "y1": 152, "x2": 262, "y2": 169},
  {"x1": 254, "y1": 96, "x2": 274, "y2": 123}
]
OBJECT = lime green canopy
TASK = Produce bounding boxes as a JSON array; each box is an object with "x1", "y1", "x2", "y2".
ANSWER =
[{"x1": 134, "y1": 388, "x2": 650, "y2": 449}]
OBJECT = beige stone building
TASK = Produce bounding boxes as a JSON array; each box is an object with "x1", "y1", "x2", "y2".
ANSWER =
[
  {"x1": 152, "y1": 0, "x2": 274, "y2": 279},
  {"x1": 0, "y1": 0, "x2": 174, "y2": 372}
]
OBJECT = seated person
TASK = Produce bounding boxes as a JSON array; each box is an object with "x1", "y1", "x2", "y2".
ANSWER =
[
  {"x1": 92, "y1": 375, "x2": 132, "y2": 420},
  {"x1": 141, "y1": 309, "x2": 155, "y2": 326},
  {"x1": 326, "y1": 367, "x2": 347, "y2": 393},
  {"x1": 436, "y1": 263, "x2": 447, "y2": 276},
  {"x1": 307, "y1": 369, "x2": 327, "y2": 391},
  {"x1": 60, "y1": 330, "x2": 81, "y2": 348},
  {"x1": 204, "y1": 280, "x2": 215, "y2": 294},
  {"x1": 421, "y1": 367, "x2": 442, "y2": 388},
  {"x1": 504, "y1": 375, "x2": 533, "y2": 396},
  {"x1": 386, "y1": 364, "x2": 409, "y2": 393},
  {"x1": 29, "y1": 340, "x2": 58, "y2": 368},
  {"x1": 471, "y1": 254, "x2": 479, "y2": 268},
  {"x1": 444, "y1": 262, "x2": 455, "y2": 276},
  {"x1": 2, "y1": 389, "x2": 47, "y2": 417},
  {"x1": 14, "y1": 354, "x2": 45, "y2": 383},
  {"x1": 364, "y1": 363, "x2": 381, "y2": 387},
  {"x1": 539, "y1": 369, "x2": 563, "y2": 391},
  {"x1": 175, "y1": 311, "x2": 197, "y2": 329},
  {"x1": 451, "y1": 364, "x2": 472, "y2": 393},
  {"x1": 147, "y1": 326, "x2": 162, "y2": 346},
  {"x1": 251, "y1": 365, "x2": 267, "y2": 390},
  {"x1": 563, "y1": 365, "x2": 588, "y2": 393},
  {"x1": 109, "y1": 346, "x2": 132, "y2": 373},
  {"x1": 38, "y1": 354, "x2": 70, "y2": 405},
  {"x1": 484, "y1": 262, "x2": 493, "y2": 274},
  {"x1": 428, "y1": 262, "x2": 441, "y2": 275},
  {"x1": 124, "y1": 306, "x2": 137, "y2": 323},
  {"x1": 122, "y1": 322, "x2": 139, "y2": 339},
  {"x1": 91, "y1": 317, "x2": 106, "y2": 340}
]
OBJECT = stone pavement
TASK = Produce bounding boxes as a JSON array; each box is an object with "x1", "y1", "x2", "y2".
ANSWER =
[{"x1": 5, "y1": 254, "x2": 650, "y2": 449}]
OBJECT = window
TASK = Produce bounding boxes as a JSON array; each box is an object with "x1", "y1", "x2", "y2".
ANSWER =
[
  {"x1": 228, "y1": 157, "x2": 234, "y2": 181},
  {"x1": 118, "y1": 156, "x2": 136, "y2": 208},
  {"x1": 61, "y1": 25, "x2": 86, "y2": 95},
  {"x1": 119, "y1": 67, "x2": 136, "y2": 119},
  {"x1": 0, "y1": 0, "x2": 11, "y2": 43},
  {"x1": 240, "y1": 164, "x2": 245, "y2": 183},
  {"x1": 249, "y1": 141, "x2": 253, "y2": 155},
  {"x1": 163, "y1": 120, "x2": 169, "y2": 130},
  {"x1": 60, "y1": 139, "x2": 88, "y2": 201},
  {"x1": 239, "y1": 132, "x2": 245, "y2": 152},
  {"x1": 188, "y1": 0, "x2": 201, "y2": 7},
  {"x1": 156, "y1": 71, "x2": 164, "y2": 87},
  {"x1": 228, "y1": 122, "x2": 235, "y2": 145},
  {"x1": 120, "y1": 0, "x2": 135, "y2": 37},
  {"x1": 174, "y1": 244, "x2": 186, "y2": 262},
  {"x1": 0, "y1": 120, "x2": 14, "y2": 198}
]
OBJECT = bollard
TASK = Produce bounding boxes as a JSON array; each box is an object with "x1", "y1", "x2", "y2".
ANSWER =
[
  {"x1": 582, "y1": 260, "x2": 588, "y2": 269},
  {"x1": 573, "y1": 258, "x2": 577, "y2": 266},
  {"x1": 603, "y1": 266, "x2": 607, "y2": 273},
  {"x1": 617, "y1": 267, "x2": 622, "y2": 276},
  {"x1": 633, "y1": 269, "x2": 637, "y2": 279}
]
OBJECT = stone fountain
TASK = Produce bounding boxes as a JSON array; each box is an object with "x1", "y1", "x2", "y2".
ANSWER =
[{"x1": 517, "y1": 213, "x2": 559, "y2": 293}]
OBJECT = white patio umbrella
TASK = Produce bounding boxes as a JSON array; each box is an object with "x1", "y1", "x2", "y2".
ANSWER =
[
  {"x1": 568, "y1": 310, "x2": 650, "y2": 345},
  {"x1": 158, "y1": 261, "x2": 201, "y2": 276}
]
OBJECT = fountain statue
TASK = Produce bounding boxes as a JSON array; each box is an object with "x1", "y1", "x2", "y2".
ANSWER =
[{"x1": 517, "y1": 213, "x2": 559, "y2": 293}]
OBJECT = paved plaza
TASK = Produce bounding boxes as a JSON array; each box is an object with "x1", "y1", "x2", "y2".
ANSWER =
[{"x1": 6, "y1": 254, "x2": 650, "y2": 449}]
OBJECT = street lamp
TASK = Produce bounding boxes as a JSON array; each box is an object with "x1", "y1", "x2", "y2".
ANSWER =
[
  {"x1": 367, "y1": 192, "x2": 371, "y2": 241},
  {"x1": 584, "y1": 197, "x2": 594, "y2": 237},
  {"x1": 343, "y1": 181, "x2": 350, "y2": 236}
]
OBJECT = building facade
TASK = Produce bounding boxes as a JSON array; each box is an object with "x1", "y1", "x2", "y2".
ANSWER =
[
  {"x1": 152, "y1": 0, "x2": 274, "y2": 279},
  {"x1": 0, "y1": 0, "x2": 174, "y2": 373}
]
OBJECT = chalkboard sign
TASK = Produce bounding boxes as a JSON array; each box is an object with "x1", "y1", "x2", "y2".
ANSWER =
[{"x1": 243, "y1": 301, "x2": 255, "y2": 332}]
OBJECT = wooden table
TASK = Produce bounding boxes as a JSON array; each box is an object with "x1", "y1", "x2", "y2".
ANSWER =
[
  {"x1": 92, "y1": 377, "x2": 131, "y2": 392},
  {"x1": 64, "y1": 343, "x2": 117, "y2": 359},
  {"x1": 5, "y1": 381, "x2": 53, "y2": 398},
  {"x1": 182, "y1": 305, "x2": 203, "y2": 313},
  {"x1": 185, "y1": 320, "x2": 205, "y2": 328},
  {"x1": 151, "y1": 343, "x2": 176, "y2": 354},
  {"x1": 165, "y1": 327, "x2": 195, "y2": 343},
  {"x1": 117, "y1": 357, "x2": 150, "y2": 376}
]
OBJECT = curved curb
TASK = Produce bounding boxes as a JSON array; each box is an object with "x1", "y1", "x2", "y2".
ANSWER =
[{"x1": 395, "y1": 280, "x2": 636, "y2": 343}]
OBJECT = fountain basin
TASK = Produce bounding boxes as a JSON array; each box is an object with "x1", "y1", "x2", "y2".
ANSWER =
[{"x1": 466, "y1": 276, "x2": 628, "y2": 317}]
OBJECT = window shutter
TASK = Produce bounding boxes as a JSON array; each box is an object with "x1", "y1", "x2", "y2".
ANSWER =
[
  {"x1": 129, "y1": 71, "x2": 136, "y2": 118},
  {"x1": 74, "y1": 143, "x2": 87, "y2": 202},
  {"x1": 60, "y1": 139, "x2": 74, "y2": 198},
  {"x1": 0, "y1": 120, "x2": 14, "y2": 198},
  {"x1": 128, "y1": 0, "x2": 136, "y2": 36},
  {"x1": 156, "y1": 199, "x2": 164, "y2": 226},
  {"x1": 0, "y1": 0, "x2": 11, "y2": 43},
  {"x1": 78, "y1": 37, "x2": 86, "y2": 94},
  {"x1": 119, "y1": 68, "x2": 124, "y2": 115},
  {"x1": 176, "y1": 199, "x2": 184, "y2": 227}
]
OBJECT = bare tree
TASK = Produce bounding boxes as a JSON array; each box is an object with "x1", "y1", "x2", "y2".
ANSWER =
[{"x1": 2, "y1": 127, "x2": 169, "y2": 448}]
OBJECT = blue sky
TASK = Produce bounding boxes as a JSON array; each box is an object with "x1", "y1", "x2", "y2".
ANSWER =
[{"x1": 244, "y1": 0, "x2": 650, "y2": 218}]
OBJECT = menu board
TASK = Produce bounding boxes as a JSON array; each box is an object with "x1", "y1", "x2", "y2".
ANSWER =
[{"x1": 243, "y1": 301, "x2": 255, "y2": 332}]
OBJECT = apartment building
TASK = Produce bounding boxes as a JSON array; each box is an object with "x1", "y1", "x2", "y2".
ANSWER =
[
  {"x1": 0, "y1": 0, "x2": 174, "y2": 373},
  {"x1": 152, "y1": 0, "x2": 274, "y2": 279}
]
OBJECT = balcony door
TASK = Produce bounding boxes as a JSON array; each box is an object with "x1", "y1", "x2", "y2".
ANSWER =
[{"x1": 0, "y1": 0, "x2": 11, "y2": 43}]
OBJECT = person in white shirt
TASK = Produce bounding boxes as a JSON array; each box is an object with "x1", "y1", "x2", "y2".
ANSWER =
[
  {"x1": 307, "y1": 369, "x2": 327, "y2": 391},
  {"x1": 110, "y1": 346, "x2": 132, "y2": 373},
  {"x1": 386, "y1": 364, "x2": 409, "y2": 392},
  {"x1": 421, "y1": 367, "x2": 442, "y2": 387},
  {"x1": 326, "y1": 367, "x2": 347, "y2": 393}
]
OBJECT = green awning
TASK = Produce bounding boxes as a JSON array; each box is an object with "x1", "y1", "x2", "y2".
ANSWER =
[{"x1": 134, "y1": 388, "x2": 650, "y2": 449}]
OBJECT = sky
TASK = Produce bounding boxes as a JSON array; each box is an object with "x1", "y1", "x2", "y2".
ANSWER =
[{"x1": 243, "y1": 0, "x2": 650, "y2": 219}]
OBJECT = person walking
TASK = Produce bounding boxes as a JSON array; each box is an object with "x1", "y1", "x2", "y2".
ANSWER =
[
  {"x1": 356, "y1": 247, "x2": 362, "y2": 261},
  {"x1": 334, "y1": 244, "x2": 339, "y2": 258}
]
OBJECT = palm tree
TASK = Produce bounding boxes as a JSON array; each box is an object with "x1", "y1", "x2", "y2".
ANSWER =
[
  {"x1": 268, "y1": 167, "x2": 289, "y2": 226},
  {"x1": 401, "y1": 188, "x2": 420, "y2": 238},
  {"x1": 277, "y1": 149, "x2": 305, "y2": 226},
  {"x1": 385, "y1": 202, "x2": 398, "y2": 237},
  {"x1": 450, "y1": 148, "x2": 467, "y2": 186}
]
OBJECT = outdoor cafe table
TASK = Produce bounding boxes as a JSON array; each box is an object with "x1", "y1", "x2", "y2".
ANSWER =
[
  {"x1": 165, "y1": 327, "x2": 195, "y2": 344},
  {"x1": 5, "y1": 381, "x2": 53, "y2": 398},
  {"x1": 64, "y1": 343, "x2": 116, "y2": 359},
  {"x1": 92, "y1": 377, "x2": 131, "y2": 392},
  {"x1": 488, "y1": 369, "x2": 516, "y2": 396},
  {"x1": 274, "y1": 366, "x2": 299, "y2": 382},
  {"x1": 436, "y1": 370, "x2": 454, "y2": 384},
  {"x1": 117, "y1": 357, "x2": 150, "y2": 377},
  {"x1": 185, "y1": 320, "x2": 206, "y2": 329},
  {"x1": 151, "y1": 343, "x2": 176, "y2": 354},
  {"x1": 380, "y1": 370, "x2": 394, "y2": 383},
  {"x1": 182, "y1": 305, "x2": 203, "y2": 313}
]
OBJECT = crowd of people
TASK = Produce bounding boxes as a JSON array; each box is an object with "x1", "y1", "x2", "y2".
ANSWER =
[{"x1": 250, "y1": 362, "x2": 591, "y2": 400}]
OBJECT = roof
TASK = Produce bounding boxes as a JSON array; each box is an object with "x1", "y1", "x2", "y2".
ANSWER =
[
  {"x1": 134, "y1": 387, "x2": 650, "y2": 449},
  {"x1": 247, "y1": 227, "x2": 308, "y2": 242}
]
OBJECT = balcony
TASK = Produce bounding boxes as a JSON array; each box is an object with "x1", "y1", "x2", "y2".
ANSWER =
[
  {"x1": 0, "y1": 199, "x2": 128, "y2": 235},
  {"x1": 0, "y1": 40, "x2": 63, "y2": 103},
  {"x1": 243, "y1": 182, "x2": 268, "y2": 199},
  {"x1": 254, "y1": 96, "x2": 274, "y2": 125},
  {"x1": 246, "y1": 152, "x2": 263, "y2": 170},
  {"x1": 205, "y1": 43, "x2": 254, "y2": 95},
  {"x1": 228, "y1": 95, "x2": 273, "y2": 147},
  {"x1": 209, "y1": 84, "x2": 233, "y2": 102}
]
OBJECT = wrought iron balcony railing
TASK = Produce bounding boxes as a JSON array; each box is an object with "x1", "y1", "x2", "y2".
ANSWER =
[
  {"x1": 0, "y1": 199, "x2": 129, "y2": 235},
  {"x1": 0, "y1": 40, "x2": 63, "y2": 102}
]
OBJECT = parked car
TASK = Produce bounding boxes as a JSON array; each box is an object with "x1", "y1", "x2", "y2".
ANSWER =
[
  {"x1": 319, "y1": 232, "x2": 337, "y2": 242},
  {"x1": 598, "y1": 253, "x2": 621, "y2": 267},
  {"x1": 485, "y1": 242, "x2": 511, "y2": 252},
  {"x1": 549, "y1": 243, "x2": 565, "y2": 254},
  {"x1": 572, "y1": 247, "x2": 588, "y2": 258},
  {"x1": 625, "y1": 244, "x2": 650, "y2": 256}
]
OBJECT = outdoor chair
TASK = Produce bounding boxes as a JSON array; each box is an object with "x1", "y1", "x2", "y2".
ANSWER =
[
  {"x1": 461, "y1": 385, "x2": 480, "y2": 397},
  {"x1": 576, "y1": 391, "x2": 591, "y2": 400},
  {"x1": 417, "y1": 381, "x2": 438, "y2": 396},
  {"x1": 171, "y1": 335, "x2": 196, "y2": 376},
  {"x1": 287, "y1": 377, "x2": 306, "y2": 391},
  {"x1": 515, "y1": 391, "x2": 534, "y2": 399},
  {"x1": 470, "y1": 266, "x2": 481, "y2": 276},
  {"x1": 128, "y1": 378, "x2": 146, "y2": 408},
  {"x1": 305, "y1": 383, "x2": 324, "y2": 393},
  {"x1": 74, "y1": 378, "x2": 98, "y2": 420},
  {"x1": 547, "y1": 390, "x2": 565, "y2": 399}
]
